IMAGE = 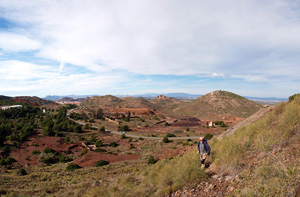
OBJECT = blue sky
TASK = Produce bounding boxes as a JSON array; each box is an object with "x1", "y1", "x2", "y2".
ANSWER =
[{"x1": 0, "y1": 1, "x2": 300, "y2": 98}]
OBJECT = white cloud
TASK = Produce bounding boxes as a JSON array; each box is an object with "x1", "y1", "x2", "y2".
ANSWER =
[
  {"x1": 212, "y1": 73, "x2": 225, "y2": 78},
  {"x1": 1, "y1": 0, "x2": 300, "y2": 77},
  {"x1": 0, "y1": 32, "x2": 41, "y2": 52},
  {"x1": 0, "y1": 0, "x2": 300, "y2": 97},
  {"x1": 231, "y1": 74, "x2": 268, "y2": 83}
]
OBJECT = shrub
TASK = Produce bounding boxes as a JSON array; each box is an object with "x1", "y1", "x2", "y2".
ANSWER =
[
  {"x1": 5, "y1": 157, "x2": 16, "y2": 165},
  {"x1": 59, "y1": 154, "x2": 73, "y2": 163},
  {"x1": 25, "y1": 156, "x2": 30, "y2": 161},
  {"x1": 31, "y1": 143, "x2": 38, "y2": 147},
  {"x1": 121, "y1": 133, "x2": 127, "y2": 139},
  {"x1": 109, "y1": 142, "x2": 118, "y2": 147},
  {"x1": 95, "y1": 139, "x2": 103, "y2": 147},
  {"x1": 186, "y1": 127, "x2": 190, "y2": 132},
  {"x1": 94, "y1": 148, "x2": 107, "y2": 153},
  {"x1": 64, "y1": 136, "x2": 72, "y2": 144},
  {"x1": 41, "y1": 157, "x2": 59, "y2": 165},
  {"x1": 171, "y1": 130, "x2": 182, "y2": 133},
  {"x1": 166, "y1": 133, "x2": 176, "y2": 137},
  {"x1": 128, "y1": 137, "x2": 133, "y2": 142},
  {"x1": 81, "y1": 149, "x2": 88, "y2": 156},
  {"x1": 66, "y1": 163, "x2": 82, "y2": 171},
  {"x1": 187, "y1": 139, "x2": 192, "y2": 142},
  {"x1": 164, "y1": 122, "x2": 170, "y2": 126},
  {"x1": 204, "y1": 133, "x2": 213, "y2": 140},
  {"x1": 168, "y1": 157, "x2": 174, "y2": 160},
  {"x1": 148, "y1": 155, "x2": 156, "y2": 164},
  {"x1": 163, "y1": 136, "x2": 170, "y2": 143},
  {"x1": 138, "y1": 137, "x2": 144, "y2": 140},
  {"x1": 100, "y1": 126, "x2": 105, "y2": 132},
  {"x1": 89, "y1": 135, "x2": 96, "y2": 143},
  {"x1": 122, "y1": 125, "x2": 129, "y2": 131},
  {"x1": 32, "y1": 150, "x2": 41, "y2": 155},
  {"x1": 19, "y1": 168, "x2": 27, "y2": 176},
  {"x1": 96, "y1": 160, "x2": 109, "y2": 167},
  {"x1": 78, "y1": 136, "x2": 85, "y2": 141},
  {"x1": 43, "y1": 147, "x2": 58, "y2": 154}
]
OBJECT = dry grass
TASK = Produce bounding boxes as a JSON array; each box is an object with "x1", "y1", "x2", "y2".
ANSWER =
[
  {"x1": 86, "y1": 151, "x2": 207, "y2": 196},
  {"x1": 210, "y1": 95, "x2": 300, "y2": 195}
]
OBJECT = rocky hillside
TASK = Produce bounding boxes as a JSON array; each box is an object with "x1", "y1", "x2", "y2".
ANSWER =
[
  {"x1": 80, "y1": 95, "x2": 155, "y2": 110},
  {"x1": 0, "y1": 95, "x2": 56, "y2": 106},
  {"x1": 175, "y1": 90, "x2": 262, "y2": 119}
]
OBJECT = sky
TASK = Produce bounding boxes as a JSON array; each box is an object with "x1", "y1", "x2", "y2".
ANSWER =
[{"x1": 0, "y1": 0, "x2": 300, "y2": 98}]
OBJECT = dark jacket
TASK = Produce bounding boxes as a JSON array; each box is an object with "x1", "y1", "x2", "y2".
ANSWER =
[{"x1": 197, "y1": 139, "x2": 210, "y2": 155}]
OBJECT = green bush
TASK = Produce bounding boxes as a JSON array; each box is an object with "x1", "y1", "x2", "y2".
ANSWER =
[
  {"x1": 66, "y1": 163, "x2": 82, "y2": 171},
  {"x1": 43, "y1": 147, "x2": 58, "y2": 154},
  {"x1": 163, "y1": 136, "x2": 170, "y2": 143},
  {"x1": 95, "y1": 139, "x2": 103, "y2": 147},
  {"x1": 100, "y1": 126, "x2": 105, "y2": 132},
  {"x1": 31, "y1": 143, "x2": 38, "y2": 147},
  {"x1": 19, "y1": 168, "x2": 27, "y2": 176},
  {"x1": 59, "y1": 154, "x2": 73, "y2": 163},
  {"x1": 109, "y1": 142, "x2": 118, "y2": 147},
  {"x1": 204, "y1": 133, "x2": 213, "y2": 140},
  {"x1": 32, "y1": 150, "x2": 41, "y2": 155},
  {"x1": 148, "y1": 155, "x2": 156, "y2": 164},
  {"x1": 41, "y1": 157, "x2": 59, "y2": 165},
  {"x1": 81, "y1": 149, "x2": 88, "y2": 156},
  {"x1": 78, "y1": 136, "x2": 85, "y2": 141},
  {"x1": 187, "y1": 139, "x2": 192, "y2": 142},
  {"x1": 138, "y1": 137, "x2": 144, "y2": 140},
  {"x1": 121, "y1": 133, "x2": 127, "y2": 139},
  {"x1": 128, "y1": 137, "x2": 133, "y2": 142},
  {"x1": 0, "y1": 157, "x2": 16, "y2": 166},
  {"x1": 5, "y1": 157, "x2": 16, "y2": 165},
  {"x1": 166, "y1": 133, "x2": 176, "y2": 137},
  {"x1": 96, "y1": 160, "x2": 109, "y2": 167},
  {"x1": 94, "y1": 148, "x2": 107, "y2": 153}
]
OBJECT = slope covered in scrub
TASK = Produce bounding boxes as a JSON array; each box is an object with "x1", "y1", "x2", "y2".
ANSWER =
[{"x1": 210, "y1": 94, "x2": 300, "y2": 196}]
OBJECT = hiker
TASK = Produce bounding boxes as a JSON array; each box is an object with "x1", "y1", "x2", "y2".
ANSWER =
[{"x1": 197, "y1": 136, "x2": 210, "y2": 168}]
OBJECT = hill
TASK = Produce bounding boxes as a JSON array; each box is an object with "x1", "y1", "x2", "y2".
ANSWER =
[
  {"x1": 174, "y1": 90, "x2": 262, "y2": 119},
  {"x1": 0, "y1": 95, "x2": 56, "y2": 106},
  {"x1": 80, "y1": 95, "x2": 155, "y2": 110}
]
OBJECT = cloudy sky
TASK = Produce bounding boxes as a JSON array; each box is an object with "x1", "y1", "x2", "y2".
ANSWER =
[{"x1": 0, "y1": 0, "x2": 300, "y2": 98}]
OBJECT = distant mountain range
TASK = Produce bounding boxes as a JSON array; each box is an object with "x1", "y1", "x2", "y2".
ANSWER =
[{"x1": 44, "y1": 93, "x2": 288, "y2": 103}]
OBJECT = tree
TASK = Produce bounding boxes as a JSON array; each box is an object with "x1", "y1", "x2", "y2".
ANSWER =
[
  {"x1": 95, "y1": 139, "x2": 103, "y2": 147},
  {"x1": 148, "y1": 155, "x2": 156, "y2": 164},
  {"x1": 96, "y1": 109, "x2": 104, "y2": 119},
  {"x1": 100, "y1": 126, "x2": 105, "y2": 132},
  {"x1": 121, "y1": 133, "x2": 126, "y2": 139},
  {"x1": 122, "y1": 125, "x2": 129, "y2": 132},
  {"x1": 163, "y1": 136, "x2": 170, "y2": 143}
]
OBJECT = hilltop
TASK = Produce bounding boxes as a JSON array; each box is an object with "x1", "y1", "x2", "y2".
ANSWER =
[
  {"x1": 0, "y1": 95, "x2": 56, "y2": 106},
  {"x1": 80, "y1": 95, "x2": 155, "y2": 110},
  {"x1": 175, "y1": 90, "x2": 262, "y2": 119}
]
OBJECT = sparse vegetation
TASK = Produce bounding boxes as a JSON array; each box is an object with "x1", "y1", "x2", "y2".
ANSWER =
[
  {"x1": 166, "y1": 133, "x2": 176, "y2": 137},
  {"x1": 109, "y1": 142, "x2": 118, "y2": 147},
  {"x1": 163, "y1": 136, "x2": 170, "y2": 143},
  {"x1": 80, "y1": 149, "x2": 88, "y2": 156},
  {"x1": 66, "y1": 163, "x2": 82, "y2": 171},
  {"x1": 147, "y1": 155, "x2": 156, "y2": 164},
  {"x1": 96, "y1": 160, "x2": 109, "y2": 167},
  {"x1": 204, "y1": 133, "x2": 213, "y2": 140}
]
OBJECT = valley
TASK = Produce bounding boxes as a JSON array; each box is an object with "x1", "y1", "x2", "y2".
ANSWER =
[{"x1": 0, "y1": 91, "x2": 299, "y2": 196}]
